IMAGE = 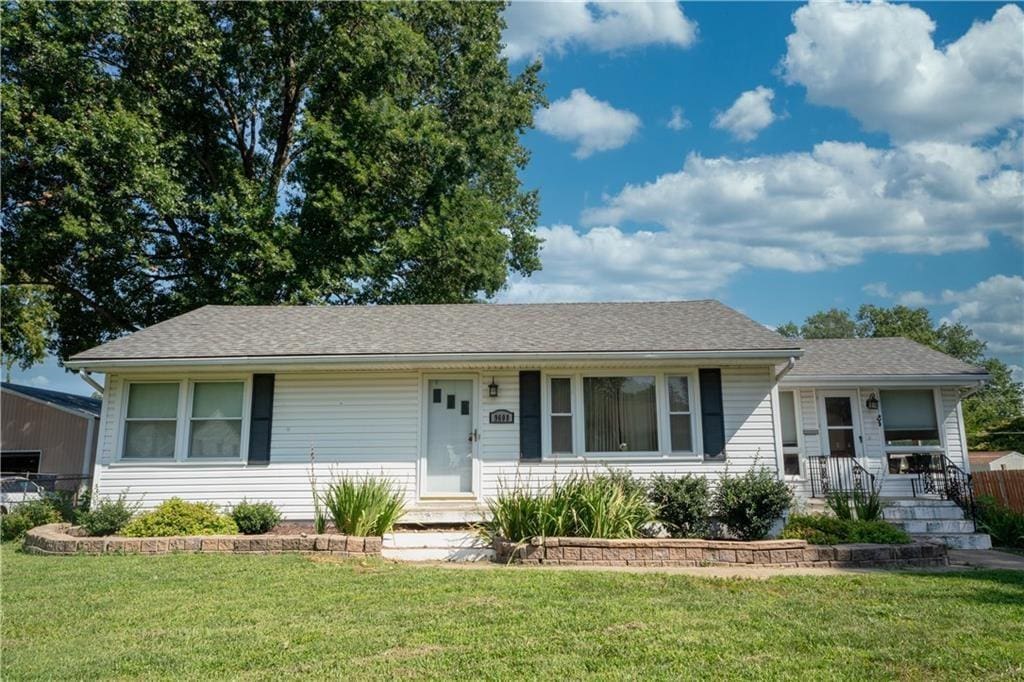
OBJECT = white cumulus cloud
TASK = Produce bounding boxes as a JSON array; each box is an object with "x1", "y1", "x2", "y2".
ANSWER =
[
  {"x1": 942, "y1": 275, "x2": 1024, "y2": 357},
  {"x1": 535, "y1": 89, "x2": 641, "y2": 158},
  {"x1": 667, "y1": 106, "x2": 690, "y2": 131},
  {"x1": 783, "y1": 1, "x2": 1024, "y2": 142},
  {"x1": 713, "y1": 86, "x2": 777, "y2": 141},
  {"x1": 502, "y1": 1, "x2": 697, "y2": 61},
  {"x1": 862, "y1": 282, "x2": 892, "y2": 298}
]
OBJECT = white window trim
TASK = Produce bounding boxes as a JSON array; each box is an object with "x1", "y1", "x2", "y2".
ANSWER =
[
  {"x1": 116, "y1": 375, "x2": 253, "y2": 464},
  {"x1": 540, "y1": 369, "x2": 702, "y2": 461},
  {"x1": 779, "y1": 389, "x2": 803, "y2": 480}
]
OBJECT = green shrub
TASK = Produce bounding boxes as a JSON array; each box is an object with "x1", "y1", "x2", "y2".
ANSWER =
[
  {"x1": 121, "y1": 498, "x2": 237, "y2": 537},
  {"x1": 231, "y1": 500, "x2": 282, "y2": 535},
  {"x1": 1, "y1": 499, "x2": 62, "y2": 542},
  {"x1": 322, "y1": 476, "x2": 405, "y2": 536},
  {"x1": 976, "y1": 496, "x2": 1024, "y2": 549},
  {"x1": 76, "y1": 494, "x2": 140, "y2": 536},
  {"x1": 648, "y1": 474, "x2": 711, "y2": 538},
  {"x1": 485, "y1": 473, "x2": 656, "y2": 542},
  {"x1": 781, "y1": 513, "x2": 911, "y2": 545},
  {"x1": 713, "y1": 468, "x2": 793, "y2": 540}
]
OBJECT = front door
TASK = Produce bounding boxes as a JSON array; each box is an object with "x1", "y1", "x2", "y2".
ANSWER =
[
  {"x1": 820, "y1": 392, "x2": 861, "y2": 458},
  {"x1": 423, "y1": 378, "x2": 475, "y2": 496}
]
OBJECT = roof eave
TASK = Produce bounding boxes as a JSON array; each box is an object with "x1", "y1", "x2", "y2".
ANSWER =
[
  {"x1": 780, "y1": 373, "x2": 990, "y2": 387},
  {"x1": 66, "y1": 348, "x2": 804, "y2": 371}
]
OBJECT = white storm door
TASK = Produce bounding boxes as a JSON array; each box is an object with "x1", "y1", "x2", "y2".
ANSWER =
[
  {"x1": 423, "y1": 378, "x2": 475, "y2": 495},
  {"x1": 820, "y1": 392, "x2": 862, "y2": 458}
]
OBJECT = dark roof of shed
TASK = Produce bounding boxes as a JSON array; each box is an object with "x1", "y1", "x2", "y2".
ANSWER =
[{"x1": 1, "y1": 382, "x2": 102, "y2": 416}]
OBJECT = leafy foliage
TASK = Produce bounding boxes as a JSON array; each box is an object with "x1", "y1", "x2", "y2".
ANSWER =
[
  {"x1": 648, "y1": 474, "x2": 711, "y2": 538},
  {"x1": 75, "y1": 494, "x2": 140, "y2": 536},
  {"x1": 2, "y1": 2, "x2": 545, "y2": 365},
  {"x1": 231, "y1": 500, "x2": 282, "y2": 535},
  {"x1": 713, "y1": 468, "x2": 793, "y2": 540},
  {"x1": 778, "y1": 303, "x2": 1023, "y2": 448},
  {"x1": 975, "y1": 496, "x2": 1024, "y2": 549},
  {"x1": 322, "y1": 476, "x2": 405, "y2": 536},
  {"x1": 1, "y1": 499, "x2": 62, "y2": 541},
  {"x1": 825, "y1": 489, "x2": 884, "y2": 522},
  {"x1": 781, "y1": 513, "x2": 911, "y2": 545},
  {"x1": 485, "y1": 473, "x2": 656, "y2": 542},
  {"x1": 121, "y1": 498, "x2": 237, "y2": 537},
  {"x1": 825, "y1": 491, "x2": 854, "y2": 520}
]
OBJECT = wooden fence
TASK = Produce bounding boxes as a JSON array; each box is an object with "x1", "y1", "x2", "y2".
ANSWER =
[{"x1": 973, "y1": 470, "x2": 1024, "y2": 513}]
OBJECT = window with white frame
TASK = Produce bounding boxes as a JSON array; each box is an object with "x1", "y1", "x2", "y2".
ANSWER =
[
  {"x1": 549, "y1": 377, "x2": 574, "y2": 454},
  {"x1": 583, "y1": 376, "x2": 659, "y2": 453},
  {"x1": 123, "y1": 383, "x2": 180, "y2": 459},
  {"x1": 667, "y1": 375, "x2": 693, "y2": 453},
  {"x1": 881, "y1": 389, "x2": 942, "y2": 474},
  {"x1": 188, "y1": 381, "x2": 245, "y2": 458},
  {"x1": 779, "y1": 391, "x2": 801, "y2": 476}
]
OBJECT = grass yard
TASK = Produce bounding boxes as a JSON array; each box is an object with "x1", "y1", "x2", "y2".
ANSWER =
[{"x1": 2, "y1": 545, "x2": 1022, "y2": 680}]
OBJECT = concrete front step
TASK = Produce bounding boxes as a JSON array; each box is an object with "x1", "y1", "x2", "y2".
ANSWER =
[
  {"x1": 382, "y1": 531, "x2": 494, "y2": 562},
  {"x1": 884, "y1": 498, "x2": 960, "y2": 508},
  {"x1": 893, "y1": 519, "x2": 976, "y2": 534},
  {"x1": 883, "y1": 506, "x2": 966, "y2": 521},
  {"x1": 911, "y1": 533, "x2": 992, "y2": 550}
]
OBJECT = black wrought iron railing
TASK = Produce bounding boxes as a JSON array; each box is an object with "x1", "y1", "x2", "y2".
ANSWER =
[
  {"x1": 910, "y1": 452, "x2": 976, "y2": 525},
  {"x1": 809, "y1": 456, "x2": 877, "y2": 498}
]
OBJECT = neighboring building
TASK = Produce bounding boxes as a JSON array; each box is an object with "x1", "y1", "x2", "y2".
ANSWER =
[
  {"x1": 65, "y1": 301, "x2": 990, "y2": 534},
  {"x1": 969, "y1": 450, "x2": 1024, "y2": 472},
  {"x1": 1, "y1": 382, "x2": 102, "y2": 490}
]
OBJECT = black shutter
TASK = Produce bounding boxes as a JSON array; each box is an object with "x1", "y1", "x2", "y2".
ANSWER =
[
  {"x1": 248, "y1": 374, "x2": 275, "y2": 464},
  {"x1": 519, "y1": 370, "x2": 541, "y2": 461},
  {"x1": 699, "y1": 368, "x2": 726, "y2": 460}
]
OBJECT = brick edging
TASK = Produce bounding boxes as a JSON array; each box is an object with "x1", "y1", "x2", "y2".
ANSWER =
[
  {"x1": 23, "y1": 524, "x2": 382, "y2": 557},
  {"x1": 493, "y1": 536, "x2": 948, "y2": 568}
]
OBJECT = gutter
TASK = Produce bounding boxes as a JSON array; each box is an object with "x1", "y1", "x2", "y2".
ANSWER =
[
  {"x1": 65, "y1": 348, "x2": 805, "y2": 371},
  {"x1": 779, "y1": 373, "x2": 991, "y2": 387}
]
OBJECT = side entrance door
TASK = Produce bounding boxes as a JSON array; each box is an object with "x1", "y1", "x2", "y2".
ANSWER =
[
  {"x1": 818, "y1": 391, "x2": 863, "y2": 458},
  {"x1": 422, "y1": 378, "x2": 476, "y2": 497}
]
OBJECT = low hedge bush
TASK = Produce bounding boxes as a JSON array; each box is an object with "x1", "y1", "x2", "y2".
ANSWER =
[
  {"x1": 781, "y1": 513, "x2": 911, "y2": 545},
  {"x1": 76, "y1": 494, "x2": 140, "y2": 536},
  {"x1": 231, "y1": 500, "x2": 282, "y2": 535},
  {"x1": 648, "y1": 474, "x2": 711, "y2": 538},
  {"x1": 121, "y1": 498, "x2": 238, "y2": 537},
  {"x1": 713, "y1": 468, "x2": 793, "y2": 540},
  {"x1": 1, "y1": 499, "x2": 62, "y2": 542},
  {"x1": 976, "y1": 495, "x2": 1024, "y2": 549}
]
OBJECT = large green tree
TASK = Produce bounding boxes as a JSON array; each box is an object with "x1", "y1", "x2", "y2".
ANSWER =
[
  {"x1": 779, "y1": 304, "x2": 1024, "y2": 450},
  {"x1": 2, "y1": 1, "x2": 544, "y2": 364}
]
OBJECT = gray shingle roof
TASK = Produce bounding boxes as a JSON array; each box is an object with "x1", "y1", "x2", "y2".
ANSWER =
[
  {"x1": 1, "y1": 382, "x2": 102, "y2": 416},
  {"x1": 69, "y1": 301, "x2": 800, "y2": 362},
  {"x1": 789, "y1": 338, "x2": 987, "y2": 377}
]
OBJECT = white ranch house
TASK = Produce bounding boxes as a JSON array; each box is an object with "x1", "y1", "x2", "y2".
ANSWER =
[{"x1": 66, "y1": 301, "x2": 991, "y2": 547}]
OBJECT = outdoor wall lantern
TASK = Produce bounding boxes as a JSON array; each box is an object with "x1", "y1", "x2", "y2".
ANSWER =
[
  {"x1": 488, "y1": 377, "x2": 499, "y2": 398},
  {"x1": 865, "y1": 393, "x2": 879, "y2": 411}
]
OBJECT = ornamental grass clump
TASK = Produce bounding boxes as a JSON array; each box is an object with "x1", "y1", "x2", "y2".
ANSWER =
[
  {"x1": 121, "y1": 498, "x2": 237, "y2": 537},
  {"x1": 485, "y1": 473, "x2": 656, "y2": 542},
  {"x1": 321, "y1": 476, "x2": 405, "y2": 536}
]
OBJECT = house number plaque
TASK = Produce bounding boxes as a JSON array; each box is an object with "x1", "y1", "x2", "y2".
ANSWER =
[{"x1": 489, "y1": 409, "x2": 514, "y2": 424}]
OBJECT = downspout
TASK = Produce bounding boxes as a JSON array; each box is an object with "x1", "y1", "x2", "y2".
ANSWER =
[
  {"x1": 775, "y1": 357, "x2": 797, "y2": 382},
  {"x1": 76, "y1": 370, "x2": 104, "y2": 396}
]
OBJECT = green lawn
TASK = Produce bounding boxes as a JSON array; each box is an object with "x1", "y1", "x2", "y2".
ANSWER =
[{"x1": 2, "y1": 545, "x2": 1022, "y2": 680}]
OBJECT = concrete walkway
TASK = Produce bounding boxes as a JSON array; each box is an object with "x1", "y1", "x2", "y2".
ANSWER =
[{"x1": 948, "y1": 548, "x2": 1024, "y2": 570}]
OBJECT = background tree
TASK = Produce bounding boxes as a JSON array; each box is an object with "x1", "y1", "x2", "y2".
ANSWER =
[
  {"x1": 779, "y1": 304, "x2": 1024, "y2": 451},
  {"x1": 2, "y1": 1, "x2": 544, "y2": 365}
]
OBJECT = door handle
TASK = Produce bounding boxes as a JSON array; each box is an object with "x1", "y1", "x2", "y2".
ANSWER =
[{"x1": 468, "y1": 429, "x2": 479, "y2": 442}]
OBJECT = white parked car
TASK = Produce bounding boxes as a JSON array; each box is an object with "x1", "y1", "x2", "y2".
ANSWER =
[{"x1": 0, "y1": 477, "x2": 46, "y2": 514}]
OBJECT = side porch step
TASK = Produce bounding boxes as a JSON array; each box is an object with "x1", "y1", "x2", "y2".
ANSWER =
[
  {"x1": 909, "y1": 533, "x2": 992, "y2": 550},
  {"x1": 382, "y1": 531, "x2": 494, "y2": 562}
]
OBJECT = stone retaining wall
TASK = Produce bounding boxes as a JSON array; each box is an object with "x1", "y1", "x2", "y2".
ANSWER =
[
  {"x1": 494, "y1": 536, "x2": 948, "y2": 568},
  {"x1": 23, "y1": 524, "x2": 382, "y2": 557}
]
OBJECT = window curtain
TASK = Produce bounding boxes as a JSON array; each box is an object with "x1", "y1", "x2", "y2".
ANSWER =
[{"x1": 583, "y1": 377, "x2": 657, "y2": 452}]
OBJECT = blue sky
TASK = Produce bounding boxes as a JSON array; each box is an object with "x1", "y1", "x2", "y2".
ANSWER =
[{"x1": 8, "y1": 1, "x2": 1024, "y2": 396}]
